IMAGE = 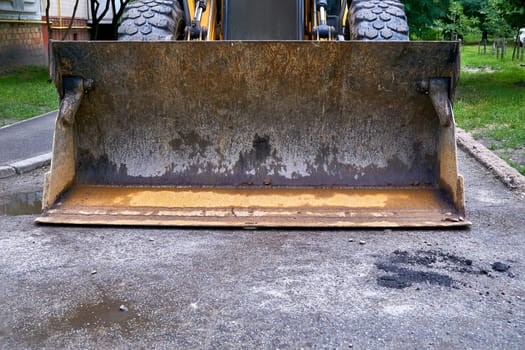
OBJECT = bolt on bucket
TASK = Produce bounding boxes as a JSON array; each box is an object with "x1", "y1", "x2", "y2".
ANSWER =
[{"x1": 37, "y1": 40, "x2": 469, "y2": 227}]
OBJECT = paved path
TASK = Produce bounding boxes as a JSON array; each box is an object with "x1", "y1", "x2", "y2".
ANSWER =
[{"x1": 0, "y1": 111, "x2": 56, "y2": 178}]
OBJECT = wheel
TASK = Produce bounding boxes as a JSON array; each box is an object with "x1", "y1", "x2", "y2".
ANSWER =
[
  {"x1": 118, "y1": 0, "x2": 185, "y2": 41},
  {"x1": 348, "y1": 0, "x2": 409, "y2": 40}
]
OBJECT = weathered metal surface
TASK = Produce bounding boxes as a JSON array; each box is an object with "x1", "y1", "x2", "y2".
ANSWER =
[
  {"x1": 37, "y1": 185, "x2": 468, "y2": 227},
  {"x1": 41, "y1": 77, "x2": 88, "y2": 211},
  {"x1": 39, "y1": 40, "x2": 468, "y2": 227}
]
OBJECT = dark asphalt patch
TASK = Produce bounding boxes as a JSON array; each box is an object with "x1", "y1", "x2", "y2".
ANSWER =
[
  {"x1": 492, "y1": 262, "x2": 511, "y2": 272},
  {"x1": 376, "y1": 250, "x2": 481, "y2": 289},
  {"x1": 377, "y1": 264, "x2": 453, "y2": 289}
]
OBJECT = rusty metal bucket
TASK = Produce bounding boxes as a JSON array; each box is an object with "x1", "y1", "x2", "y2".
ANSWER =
[{"x1": 37, "y1": 40, "x2": 469, "y2": 227}]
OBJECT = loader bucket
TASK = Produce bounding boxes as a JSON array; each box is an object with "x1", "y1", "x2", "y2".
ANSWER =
[{"x1": 37, "y1": 40, "x2": 469, "y2": 227}]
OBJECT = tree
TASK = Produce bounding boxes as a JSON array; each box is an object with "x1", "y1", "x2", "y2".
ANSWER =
[
  {"x1": 495, "y1": 0, "x2": 525, "y2": 31},
  {"x1": 479, "y1": 0, "x2": 509, "y2": 37},
  {"x1": 62, "y1": 0, "x2": 81, "y2": 40},
  {"x1": 45, "y1": 0, "x2": 81, "y2": 41},
  {"x1": 460, "y1": 0, "x2": 488, "y2": 18},
  {"x1": 110, "y1": 0, "x2": 131, "y2": 39},
  {"x1": 435, "y1": 1, "x2": 479, "y2": 40},
  {"x1": 402, "y1": 0, "x2": 524, "y2": 40},
  {"x1": 403, "y1": 0, "x2": 450, "y2": 38},
  {"x1": 458, "y1": 0, "x2": 524, "y2": 37},
  {"x1": 89, "y1": 0, "x2": 111, "y2": 39},
  {"x1": 90, "y1": 0, "x2": 132, "y2": 40}
]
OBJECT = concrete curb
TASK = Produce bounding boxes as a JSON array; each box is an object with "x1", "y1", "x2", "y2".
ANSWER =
[
  {"x1": 0, "y1": 165, "x2": 17, "y2": 179},
  {"x1": 457, "y1": 128, "x2": 525, "y2": 198},
  {"x1": 0, "y1": 153, "x2": 51, "y2": 179}
]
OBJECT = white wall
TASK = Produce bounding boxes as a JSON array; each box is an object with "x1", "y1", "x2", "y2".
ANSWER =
[
  {"x1": 0, "y1": 0, "x2": 41, "y2": 20},
  {"x1": 44, "y1": 0, "x2": 89, "y2": 20}
]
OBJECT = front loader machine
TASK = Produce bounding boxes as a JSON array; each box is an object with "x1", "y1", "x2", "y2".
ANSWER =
[{"x1": 37, "y1": 0, "x2": 470, "y2": 227}]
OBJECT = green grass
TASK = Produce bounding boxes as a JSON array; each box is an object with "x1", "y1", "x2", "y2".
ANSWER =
[
  {"x1": 455, "y1": 45, "x2": 525, "y2": 175},
  {"x1": 0, "y1": 66, "x2": 58, "y2": 125}
]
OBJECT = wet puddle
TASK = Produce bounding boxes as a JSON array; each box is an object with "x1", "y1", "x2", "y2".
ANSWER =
[
  {"x1": 49, "y1": 297, "x2": 139, "y2": 331},
  {"x1": 0, "y1": 191, "x2": 42, "y2": 216},
  {"x1": 16, "y1": 297, "x2": 143, "y2": 345}
]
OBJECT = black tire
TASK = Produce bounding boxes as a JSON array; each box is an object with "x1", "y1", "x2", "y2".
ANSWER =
[
  {"x1": 118, "y1": 0, "x2": 185, "y2": 41},
  {"x1": 348, "y1": 0, "x2": 409, "y2": 41}
]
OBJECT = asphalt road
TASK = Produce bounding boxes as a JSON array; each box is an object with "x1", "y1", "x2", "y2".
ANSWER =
[
  {"x1": 0, "y1": 111, "x2": 56, "y2": 165},
  {"x1": 0, "y1": 151, "x2": 524, "y2": 349}
]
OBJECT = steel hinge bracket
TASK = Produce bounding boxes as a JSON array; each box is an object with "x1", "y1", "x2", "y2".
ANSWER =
[
  {"x1": 59, "y1": 77, "x2": 94, "y2": 126},
  {"x1": 417, "y1": 78, "x2": 454, "y2": 127}
]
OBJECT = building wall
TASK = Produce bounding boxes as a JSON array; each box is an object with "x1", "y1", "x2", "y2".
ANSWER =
[
  {"x1": 0, "y1": 0, "x2": 46, "y2": 72},
  {"x1": 0, "y1": 0, "x2": 41, "y2": 20},
  {"x1": 0, "y1": 22, "x2": 46, "y2": 73},
  {"x1": 0, "y1": 0, "x2": 92, "y2": 73},
  {"x1": 47, "y1": 0, "x2": 90, "y2": 41},
  {"x1": 0, "y1": 0, "x2": 125, "y2": 74},
  {"x1": 48, "y1": 17, "x2": 90, "y2": 41},
  {"x1": 47, "y1": 0, "x2": 89, "y2": 20}
]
